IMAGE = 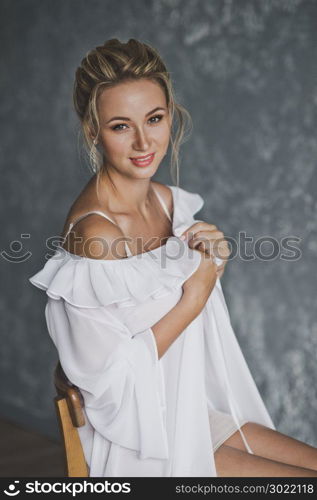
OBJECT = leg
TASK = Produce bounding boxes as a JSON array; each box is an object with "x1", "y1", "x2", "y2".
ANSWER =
[
  {"x1": 214, "y1": 444, "x2": 317, "y2": 477},
  {"x1": 222, "y1": 421, "x2": 317, "y2": 472}
]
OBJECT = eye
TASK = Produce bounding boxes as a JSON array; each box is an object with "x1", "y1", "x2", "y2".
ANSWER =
[
  {"x1": 148, "y1": 114, "x2": 164, "y2": 124},
  {"x1": 111, "y1": 114, "x2": 164, "y2": 132},
  {"x1": 111, "y1": 123, "x2": 128, "y2": 131}
]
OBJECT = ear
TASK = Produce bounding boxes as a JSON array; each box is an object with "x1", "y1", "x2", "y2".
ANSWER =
[
  {"x1": 90, "y1": 133, "x2": 99, "y2": 145},
  {"x1": 88, "y1": 127, "x2": 98, "y2": 144}
]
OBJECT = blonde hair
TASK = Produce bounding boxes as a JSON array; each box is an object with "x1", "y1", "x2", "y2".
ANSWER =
[{"x1": 73, "y1": 38, "x2": 192, "y2": 199}]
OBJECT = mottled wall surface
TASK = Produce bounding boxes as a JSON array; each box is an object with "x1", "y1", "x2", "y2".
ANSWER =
[{"x1": 1, "y1": 0, "x2": 317, "y2": 445}]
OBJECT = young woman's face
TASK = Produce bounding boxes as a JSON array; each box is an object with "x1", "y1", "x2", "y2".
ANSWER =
[{"x1": 96, "y1": 78, "x2": 172, "y2": 179}]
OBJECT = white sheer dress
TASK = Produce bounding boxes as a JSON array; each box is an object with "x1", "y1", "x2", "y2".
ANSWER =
[{"x1": 29, "y1": 184, "x2": 275, "y2": 476}]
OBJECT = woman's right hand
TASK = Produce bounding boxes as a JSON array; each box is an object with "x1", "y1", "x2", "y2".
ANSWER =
[{"x1": 182, "y1": 249, "x2": 218, "y2": 313}]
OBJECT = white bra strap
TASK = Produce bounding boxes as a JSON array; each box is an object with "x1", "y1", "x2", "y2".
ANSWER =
[
  {"x1": 152, "y1": 187, "x2": 172, "y2": 223},
  {"x1": 124, "y1": 242, "x2": 133, "y2": 256},
  {"x1": 65, "y1": 210, "x2": 133, "y2": 257},
  {"x1": 64, "y1": 210, "x2": 117, "y2": 239}
]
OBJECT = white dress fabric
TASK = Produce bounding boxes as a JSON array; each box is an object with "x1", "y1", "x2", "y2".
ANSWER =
[{"x1": 29, "y1": 184, "x2": 276, "y2": 477}]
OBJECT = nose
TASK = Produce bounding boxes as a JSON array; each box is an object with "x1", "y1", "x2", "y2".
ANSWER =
[{"x1": 132, "y1": 126, "x2": 150, "y2": 151}]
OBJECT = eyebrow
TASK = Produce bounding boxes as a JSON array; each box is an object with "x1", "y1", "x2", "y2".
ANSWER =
[{"x1": 105, "y1": 107, "x2": 166, "y2": 124}]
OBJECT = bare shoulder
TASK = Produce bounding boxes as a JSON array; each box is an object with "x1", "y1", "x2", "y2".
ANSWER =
[
  {"x1": 62, "y1": 215, "x2": 128, "y2": 260},
  {"x1": 152, "y1": 181, "x2": 174, "y2": 215}
]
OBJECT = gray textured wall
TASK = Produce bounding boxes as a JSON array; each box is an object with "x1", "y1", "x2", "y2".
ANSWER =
[{"x1": 1, "y1": 0, "x2": 317, "y2": 447}]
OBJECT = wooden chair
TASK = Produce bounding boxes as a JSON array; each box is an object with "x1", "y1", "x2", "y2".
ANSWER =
[{"x1": 54, "y1": 361, "x2": 89, "y2": 477}]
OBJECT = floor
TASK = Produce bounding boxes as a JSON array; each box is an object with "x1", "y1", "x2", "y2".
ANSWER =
[{"x1": 0, "y1": 418, "x2": 64, "y2": 477}]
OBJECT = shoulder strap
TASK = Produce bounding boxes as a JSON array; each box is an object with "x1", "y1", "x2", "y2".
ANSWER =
[
  {"x1": 64, "y1": 210, "x2": 133, "y2": 257},
  {"x1": 64, "y1": 210, "x2": 117, "y2": 239},
  {"x1": 152, "y1": 187, "x2": 172, "y2": 223}
]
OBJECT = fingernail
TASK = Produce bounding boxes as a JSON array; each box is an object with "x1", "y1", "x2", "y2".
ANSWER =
[{"x1": 180, "y1": 234, "x2": 186, "y2": 240}]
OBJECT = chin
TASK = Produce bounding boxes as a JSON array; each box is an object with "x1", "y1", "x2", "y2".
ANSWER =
[{"x1": 131, "y1": 168, "x2": 158, "y2": 179}]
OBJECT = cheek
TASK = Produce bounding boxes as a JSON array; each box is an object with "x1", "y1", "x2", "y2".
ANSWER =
[
  {"x1": 153, "y1": 123, "x2": 171, "y2": 144},
  {"x1": 101, "y1": 134, "x2": 128, "y2": 156}
]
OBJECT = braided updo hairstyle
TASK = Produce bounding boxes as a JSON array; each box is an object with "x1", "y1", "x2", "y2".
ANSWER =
[{"x1": 73, "y1": 38, "x2": 192, "y2": 200}]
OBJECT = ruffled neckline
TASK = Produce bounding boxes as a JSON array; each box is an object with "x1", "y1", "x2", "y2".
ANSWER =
[{"x1": 29, "y1": 185, "x2": 205, "y2": 308}]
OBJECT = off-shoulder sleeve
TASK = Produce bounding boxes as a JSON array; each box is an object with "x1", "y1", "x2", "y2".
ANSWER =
[{"x1": 46, "y1": 297, "x2": 169, "y2": 460}]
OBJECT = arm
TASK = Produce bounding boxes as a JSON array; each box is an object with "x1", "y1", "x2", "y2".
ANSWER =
[
  {"x1": 151, "y1": 248, "x2": 220, "y2": 359},
  {"x1": 151, "y1": 293, "x2": 203, "y2": 359}
]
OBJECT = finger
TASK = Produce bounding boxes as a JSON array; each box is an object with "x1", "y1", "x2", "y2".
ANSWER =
[
  {"x1": 188, "y1": 231, "x2": 223, "y2": 252},
  {"x1": 180, "y1": 222, "x2": 217, "y2": 241},
  {"x1": 188, "y1": 237, "x2": 212, "y2": 253},
  {"x1": 189, "y1": 238, "x2": 224, "y2": 261},
  {"x1": 187, "y1": 229, "x2": 225, "y2": 244},
  {"x1": 187, "y1": 233, "x2": 230, "y2": 260}
]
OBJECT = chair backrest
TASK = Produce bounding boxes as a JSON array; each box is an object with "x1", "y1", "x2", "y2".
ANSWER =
[{"x1": 54, "y1": 361, "x2": 89, "y2": 477}]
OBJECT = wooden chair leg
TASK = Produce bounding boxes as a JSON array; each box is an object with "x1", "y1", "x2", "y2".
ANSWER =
[
  {"x1": 53, "y1": 361, "x2": 89, "y2": 477},
  {"x1": 54, "y1": 396, "x2": 89, "y2": 477}
]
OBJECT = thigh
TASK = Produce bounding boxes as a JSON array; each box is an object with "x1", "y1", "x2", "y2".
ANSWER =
[
  {"x1": 214, "y1": 444, "x2": 317, "y2": 477},
  {"x1": 223, "y1": 422, "x2": 317, "y2": 472}
]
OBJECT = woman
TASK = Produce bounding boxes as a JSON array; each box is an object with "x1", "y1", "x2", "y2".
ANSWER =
[{"x1": 29, "y1": 38, "x2": 317, "y2": 477}]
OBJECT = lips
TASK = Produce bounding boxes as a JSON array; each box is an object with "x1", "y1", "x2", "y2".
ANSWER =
[
  {"x1": 130, "y1": 153, "x2": 155, "y2": 160},
  {"x1": 130, "y1": 153, "x2": 155, "y2": 167}
]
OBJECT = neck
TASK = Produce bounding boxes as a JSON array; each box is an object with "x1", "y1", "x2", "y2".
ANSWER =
[{"x1": 97, "y1": 170, "x2": 154, "y2": 216}]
